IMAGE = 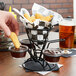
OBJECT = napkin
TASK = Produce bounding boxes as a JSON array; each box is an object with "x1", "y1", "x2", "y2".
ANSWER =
[
  {"x1": 36, "y1": 64, "x2": 63, "y2": 75},
  {"x1": 19, "y1": 63, "x2": 63, "y2": 75}
]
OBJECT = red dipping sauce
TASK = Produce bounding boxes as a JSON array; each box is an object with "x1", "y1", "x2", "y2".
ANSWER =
[{"x1": 9, "y1": 45, "x2": 28, "y2": 58}]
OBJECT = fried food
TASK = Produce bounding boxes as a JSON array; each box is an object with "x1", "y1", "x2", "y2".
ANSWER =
[
  {"x1": 24, "y1": 13, "x2": 53, "y2": 22},
  {"x1": 9, "y1": 32, "x2": 21, "y2": 49},
  {"x1": 44, "y1": 15, "x2": 53, "y2": 22},
  {"x1": 35, "y1": 13, "x2": 44, "y2": 19},
  {"x1": 30, "y1": 16, "x2": 36, "y2": 22},
  {"x1": 24, "y1": 13, "x2": 32, "y2": 22},
  {"x1": 35, "y1": 13, "x2": 53, "y2": 22}
]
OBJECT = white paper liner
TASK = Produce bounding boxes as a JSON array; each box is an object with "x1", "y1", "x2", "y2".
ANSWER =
[
  {"x1": 13, "y1": 3, "x2": 63, "y2": 28},
  {"x1": 32, "y1": 3, "x2": 63, "y2": 25}
]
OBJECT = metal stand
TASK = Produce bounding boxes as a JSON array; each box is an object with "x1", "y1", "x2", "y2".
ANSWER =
[{"x1": 22, "y1": 27, "x2": 64, "y2": 71}]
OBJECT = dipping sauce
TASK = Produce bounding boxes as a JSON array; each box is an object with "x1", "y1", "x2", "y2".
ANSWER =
[
  {"x1": 43, "y1": 49, "x2": 61, "y2": 63},
  {"x1": 10, "y1": 45, "x2": 28, "y2": 58}
]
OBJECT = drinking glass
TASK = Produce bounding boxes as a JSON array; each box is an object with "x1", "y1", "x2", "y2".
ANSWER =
[{"x1": 59, "y1": 19, "x2": 75, "y2": 53}]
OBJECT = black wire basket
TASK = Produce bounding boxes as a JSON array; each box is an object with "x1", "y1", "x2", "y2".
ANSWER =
[
  {"x1": 22, "y1": 21, "x2": 57, "y2": 71},
  {"x1": 22, "y1": 21, "x2": 64, "y2": 71}
]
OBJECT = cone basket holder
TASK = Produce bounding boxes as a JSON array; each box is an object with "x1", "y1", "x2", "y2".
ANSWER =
[{"x1": 22, "y1": 26, "x2": 65, "y2": 71}]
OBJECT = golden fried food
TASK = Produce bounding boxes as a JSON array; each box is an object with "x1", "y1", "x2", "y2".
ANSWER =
[
  {"x1": 35, "y1": 13, "x2": 46, "y2": 21},
  {"x1": 45, "y1": 15, "x2": 53, "y2": 22},
  {"x1": 24, "y1": 13, "x2": 53, "y2": 22},
  {"x1": 30, "y1": 16, "x2": 36, "y2": 22},
  {"x1": 24, "y1": 13, "x2": 32, "y2": 22},
  {"x1": 50, "y1": 15, "x2": 53, "y2": 18},
  {"x1": 35, "y1": 13, "x2": 44, "y2": 19},
  {"x1": 35, "y1": 13, "x2": 53, "y2": 22},
  {"x1": 9, "y1": 32, "x2": 21, "y2": 49}
]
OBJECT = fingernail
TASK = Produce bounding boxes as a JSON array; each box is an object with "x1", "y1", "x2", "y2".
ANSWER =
[{"x1": 6, "y1": 31, "x2": 11, "y2": 37}]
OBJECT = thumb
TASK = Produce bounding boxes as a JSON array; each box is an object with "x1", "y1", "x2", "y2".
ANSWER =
[{"x1": 0, "y1": 23, "x2": 11, "y2": 36}]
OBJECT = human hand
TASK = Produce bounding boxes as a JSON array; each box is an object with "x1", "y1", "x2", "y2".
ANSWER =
[{"x1": 0, "y1": 10, "x2": 19, "y2": 36}]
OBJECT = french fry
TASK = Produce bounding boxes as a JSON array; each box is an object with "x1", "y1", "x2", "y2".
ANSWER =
[
  {"x1": 24, "y1": 13, "x2": 32, "y2": 22},
  {"x1": 35, "y1": 13, "x2": 46, "y2": 21},
  {"x1": 30, "y1": 16, "x2": 36, "y2": 22},
  {"x1": 9, "y1": 32, "x2": 21, "y2": 49},
  {"x1": 35, "y1": 13, "x2": 53, "y2": 22},
  {"x1": 35, "y1": 13, "x2": 44, "y2": 19},
  {"x1": 24, "y1": 13, "x2": 53, "y2": 22},
  {"x1": 45, "y1": 15, "x2": 53, "y2": 22},
  {"x1": 50, "y1": 15, "x2": 53, "y2": 18}
]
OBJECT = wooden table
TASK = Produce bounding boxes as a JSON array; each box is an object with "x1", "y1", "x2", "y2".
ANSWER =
[
  {"x1": 0, "y1": 32, "x2": 76, "y2": 76},
  {"x1": 0, "y1": 51, "x2": 76, "y2": 76}
]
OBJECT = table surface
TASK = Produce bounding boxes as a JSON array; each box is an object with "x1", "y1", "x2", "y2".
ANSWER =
[
  {"x1": 1, "y1": 51, "x2": 76, "y2": 76},
  {"x1": 0, "y1": 32, "x2": 76, "y2": 76}
]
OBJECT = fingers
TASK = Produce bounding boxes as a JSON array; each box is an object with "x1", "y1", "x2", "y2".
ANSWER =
[
  {"x1": 0, "y1": 23, "x2": 11, "y2": 36},
  {"x1": 9, "y1": 14, "x2": 19, "y2": 35},
  {"x1": 0, "y1": 12, "x2": 19, "y2": 36}
]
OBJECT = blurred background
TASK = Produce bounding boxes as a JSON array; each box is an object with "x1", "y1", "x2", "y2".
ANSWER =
[{"x1": 0, "y1": 0, "x2": 73, "y2": 34}]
